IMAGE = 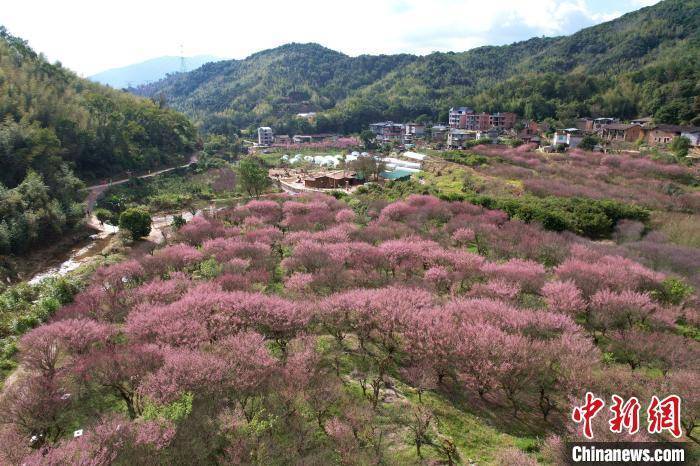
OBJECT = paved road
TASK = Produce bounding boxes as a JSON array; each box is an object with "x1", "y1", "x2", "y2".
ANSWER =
[{"x1": 85, "y1": 153, "x2": 199, "y2": 211}]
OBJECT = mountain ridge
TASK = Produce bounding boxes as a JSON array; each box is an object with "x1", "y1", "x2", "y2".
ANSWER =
[{"x1": 133, "y1": 0, "x2": 699, "y2": 133}]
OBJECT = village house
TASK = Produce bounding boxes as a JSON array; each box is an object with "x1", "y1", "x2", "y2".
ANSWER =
[
  {"x1": 646, "y1": 124, "x2": 685, "y2": 145},
  {"x1": 403, "y1": 122, "x2": 426, "y2": 144},
  {"x1": 477, "y1": 128, "x2": 499, "y2": 140},
  {"x1": 575, "y1": 118, "x2": 594, "y2": 132},
  {"x1": 575, "y1": 117, "x2": 618, "y2": 133},
  {"x1": 551, "y1": 128, "x2": 582, "y2": 148},
  {"x1": 599, "y1": 123, "x2": 645, "y2": 143},
  {"x1": 447, "y1": 129, "x2": 477, "y2": 148},
  {"x1": 303, "y1": 170, "x2": 361, "y2": 189},
  {"x1": 430, "y1": 125, "x2": 449, "y2": 142},
  {"x1": 448, "y1": 107, "x2": 516, "y2": 130},
  {"x1": 518, "y1": 131, "x2": 541, "y2": 145},
  {"x1": 643, "y1": 124, "x2": 700, "y2": 147},
  {"x1": 448, "y1": 107, "x2": 473, "y2": 128},
  {"x1": 292, "y1": 133, "x2": 338, "y2": 144},
  {"x1": 369, "y1": 122, "x2": 404, "y2": 143},
  {"x1": 257, "y1": 127, "x2": 274, "y2": 146},
  {"x1": 681, "y1": 129, "x2": 700, "y2": 147},
  {"x1": 517, "y1": 120, "x2": 543, "y2": 144},
  {"x1": 274, "y1": 134, "x2": 291, "y2": 144},
  {"x1": 489, "y1": 112, "x2": 517, "y2": 129},
  {"x1": 593, "y1": 118, "x2": 617, "y2": 131},
  {"x1": 523, "y1": 119, "x2": 548, "y2": 133}
]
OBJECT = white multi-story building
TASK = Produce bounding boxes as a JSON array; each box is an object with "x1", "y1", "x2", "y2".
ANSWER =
[{"x1": 257, "y1": 127, "x2": 274, "y2": 146}]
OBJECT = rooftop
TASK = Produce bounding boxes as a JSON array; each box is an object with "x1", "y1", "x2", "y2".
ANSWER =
[
  {"x1": 602, "y1": 123, "x2": 636, "y2": 130},
  {"x1": 649, "y1": 124, "x2": 700, "y2": 133}
]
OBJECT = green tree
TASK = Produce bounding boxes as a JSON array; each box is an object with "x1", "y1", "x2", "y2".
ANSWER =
[
  {"x1": 578, "y1": 134, "x2": 600, "y2": 151},
  {"x1": 94, "y1": 208, "x2": 114, "y2": 226},
  {"x1": 238, "y1": 157, "x2": 269, "y2": 198},
  {"x1": 669, "y1": 136, "x2": 691, "y2": 158},
  {"x1": 359, "y1": 130, "x2": 377, "y2": 149},
  {"x1": 119, "y1": 207, "x2": 152, "y2": 239},
  {"x1": 349, "y1": 155, "x2": 386, "y2": 181},
  {"x1": 172, "y1": 214, "x2": 186, "y2": 230}
]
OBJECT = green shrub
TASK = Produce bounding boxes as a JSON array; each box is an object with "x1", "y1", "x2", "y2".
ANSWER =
[
  {"x1": 172, "y1": 215, "x2": 186, "y2": 230},
  {"x1": 197, "y1": 258, "x2": 222, "y2": 279},
  {"x1": 94, "y1": 208, "x2": 115, "y2": 225},
  {"x1": 653, "y1": 277, "x2": 694, "y2": 305},
  {"x1": 119, "y1": 207, "x2": 152, "y2": 239},
  {"x1": 143, "y1": 392, "x2": 193, "y2": 422},
  {"x1": 466, "y1": 194, "x2": 649, "y2": 238}
]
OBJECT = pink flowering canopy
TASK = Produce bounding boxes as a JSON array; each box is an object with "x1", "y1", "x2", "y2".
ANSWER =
[{"x1": 3, "y1": 192, "x2": 696, "y2": 463}]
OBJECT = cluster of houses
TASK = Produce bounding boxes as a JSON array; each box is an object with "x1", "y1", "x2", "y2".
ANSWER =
[
  {"x1": 260, "y1": 107, "x2": 700, "y2": 153},
  {"x1": 369, "y1": 108, "x2": 518, "y2": 149},
  {"x1": 550, "y1": 117, "x2": 700, "y2": 150},
  {"x1": 257, "y1": 127, "x2": 340, "y2": 146},
  {"x1": 367, "y1": 111, "x2": 700, "y2": 152}
]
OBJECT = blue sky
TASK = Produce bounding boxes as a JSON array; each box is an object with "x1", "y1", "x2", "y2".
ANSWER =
[{"x1": 1, "y1": 0, "x2": 660, "y2": 76}]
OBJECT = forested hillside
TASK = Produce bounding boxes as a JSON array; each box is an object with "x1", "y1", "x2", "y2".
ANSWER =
[
  {"x1": 0, "y1": 27, "x2": 197, "y2": 255},
  {"x1": 135, "y1": 0, "x2": 700, "y2": 133},
  {"x1": 134, "y1": 43, "x2": 415, "y2": 135}
]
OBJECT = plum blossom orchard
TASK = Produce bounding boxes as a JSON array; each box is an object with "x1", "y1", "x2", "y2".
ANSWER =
[{"x1": 1, "y1": 193, "x2": 698, "y2": 463}]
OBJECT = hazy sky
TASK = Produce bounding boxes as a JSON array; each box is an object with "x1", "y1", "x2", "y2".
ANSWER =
[{"x1": 2, "y1": 0, "x2": 660, "y2": 76}]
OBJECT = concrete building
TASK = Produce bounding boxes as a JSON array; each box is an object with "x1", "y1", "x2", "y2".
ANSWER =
[
  {"x1": 448, "y1": 107, "x2": 474, "y2": 128},
  {"x1": 552, "y1": 129, "x2": 582, "y2": 148},
  {"x1": 447, "y1": 129, "x2": 477, "y2": 148},
  {"x1": 681, "y1": 130, "x2": 700, "y2": 147},
  {"x1": 430, "y1": 125, "x2": 449, "y2": 142},
  {"x1": 257, "y1": 127, "x2": 274, "y2": 146},
  {"x1": 403, "y1": 122, "x2": 426, "y2": 143},
  {"x1": 448, "y1": 107, "x2": 516, "y2": 130},
  {"x1": 489, "y1": 112, "x2": 517, "y2": 130},
  {"x1": 477, "y1": 128, "x2": 499, "y2": 140},
  {"x1": 369, "y1": 122, "x2": 404, "y2": 143}
]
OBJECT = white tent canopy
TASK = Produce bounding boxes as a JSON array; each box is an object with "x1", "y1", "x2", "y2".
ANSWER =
[{"x1": 403, "y1": 151, "x2": 427, "y2": 161}]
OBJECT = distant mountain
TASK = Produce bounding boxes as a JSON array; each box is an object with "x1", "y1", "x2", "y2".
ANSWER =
[
  {"x1": 133, "y1": 0, "x2": 700, "y2": 133},
  {"x1": 90, "y1": 55, "x2": 220, "y2": 89}
]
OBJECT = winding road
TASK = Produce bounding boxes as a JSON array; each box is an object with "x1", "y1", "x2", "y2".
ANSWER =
[
  {"x1": 27, "y1": 155, "x2": 200, "y2": 284},
  {"x1": 85, "y1": 153, "x2": 199, "y2": 212}
]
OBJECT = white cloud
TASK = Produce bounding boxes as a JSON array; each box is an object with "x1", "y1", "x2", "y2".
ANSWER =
[{"x1": 1, "y1": 0, "x2": 652, "y2": 76}]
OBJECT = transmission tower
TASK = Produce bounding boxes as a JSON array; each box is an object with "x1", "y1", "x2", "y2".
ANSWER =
[{"x1": 179, "y1": 43, "x2": 187, "y2": 73}]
